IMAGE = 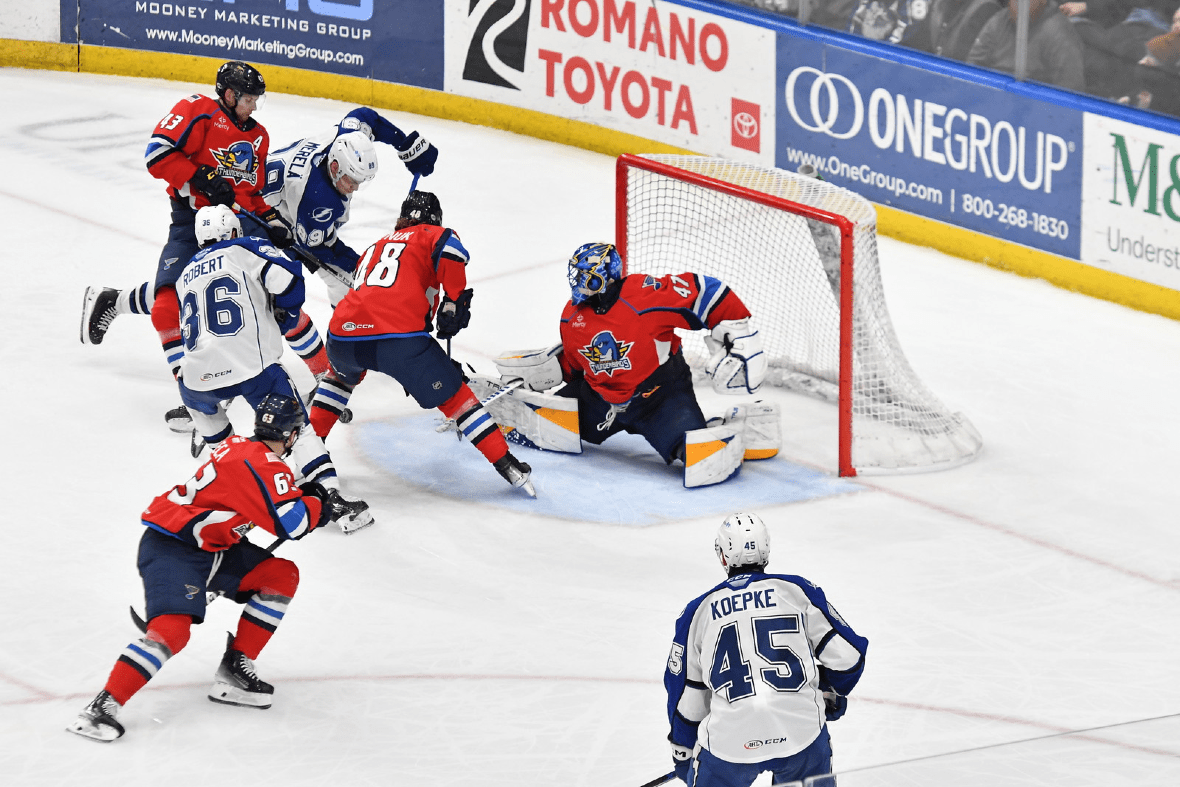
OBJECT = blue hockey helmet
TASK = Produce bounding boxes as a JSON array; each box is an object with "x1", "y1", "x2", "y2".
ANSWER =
[
  {"x1": 568, "y1": 242, "x2": 622, "y2": 305},
  {"x1": 254, "y1": 393, "x2": 305, "y2": 444}
]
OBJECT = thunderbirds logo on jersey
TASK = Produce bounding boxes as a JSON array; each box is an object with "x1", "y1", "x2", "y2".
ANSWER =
[
  {"x1": 579, "y1": 331, "x2": 633, "y2": 376},
  {"x1": 210, "y1": 141, "x2": 260, "y2": 186},
  {"x1": 462, "y1": 0, "x2": 531, "y2": 89}
]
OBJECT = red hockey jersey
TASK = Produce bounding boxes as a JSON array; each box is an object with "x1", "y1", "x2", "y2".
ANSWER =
[
  {"x1": 141, "y1": 436, "x2": 323, "y2": 552},
  {"x1": 559, "y1": 272, "x2": 750, "y2": 404},
  {"x1": 145, "y1": 94, "x2": 271, "y2": 214},
  {"x1": 329, "y1": 223, "x2": 470, "y2": 340}
]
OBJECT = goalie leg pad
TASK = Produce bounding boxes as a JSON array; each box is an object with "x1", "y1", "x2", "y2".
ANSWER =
[
  {"x1": 711, "y1": 401, "x2": 781, "y2": 460},
  {"x1": 492, "y1": 345, "x2": 565, "y2": 392},
  {"x1": 683, "y1": 425, "x2": 745, "y2": 488},
  {"x1": 468, "y1": 376, "x2": 582, "y2": 454}
]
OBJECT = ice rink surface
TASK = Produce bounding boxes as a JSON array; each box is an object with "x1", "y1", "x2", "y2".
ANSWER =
[{"x1": 1, "y1": 68, "x2": 1178, "y2": 786}]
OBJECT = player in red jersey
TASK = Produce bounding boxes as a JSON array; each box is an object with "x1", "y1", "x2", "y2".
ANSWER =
[
  {"x1": 80, "y1": 61, "x2": 329, "y2": 432},
  {"x1": 306, "y1": 191, "x2": 536, "y2": 497},
  {"x1": 488, "y1": 242, "x2": 776, "y2": 487},
  {"x1": 67, "y1": 394, "x2": 335, "y2": 743}
]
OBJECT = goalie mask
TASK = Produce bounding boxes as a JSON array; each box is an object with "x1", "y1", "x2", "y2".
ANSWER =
[
  {"x1": 327, "y1": 132, "x2": 378, "y2": 194},
  {"x1": 568, "y1": 242, "x2": 622, "y2": 305},
  {"x1": 254, "y1": 393, "x2": 305, "y2": 446},
  {"x1": 195, "y1": 204, "x2": 241, "y2": 247},
  {"x1": 715, "y1": 512, "x2": 770, "y2": 573}
]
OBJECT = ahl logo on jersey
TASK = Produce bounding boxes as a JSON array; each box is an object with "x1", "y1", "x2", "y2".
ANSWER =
[
  {"x1": 211, "y1": 141, "x2": 259, "y2": 185},
  {"x1": 579, "y1": 331, "x2": 633, "y2": 376}
]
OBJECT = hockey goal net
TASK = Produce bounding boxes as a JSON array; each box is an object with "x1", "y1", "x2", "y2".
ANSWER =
[{"x1": 616, "y1": 154, "x2": 982, "y2": 476}]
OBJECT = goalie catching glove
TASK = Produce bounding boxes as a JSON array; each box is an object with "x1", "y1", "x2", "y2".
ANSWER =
[
  {"x1": 435, "y1": 288, "x2": 473, "y2": 340},
  {"x1": 705, "y1": 318, "x2": 767, "y2": 395}
]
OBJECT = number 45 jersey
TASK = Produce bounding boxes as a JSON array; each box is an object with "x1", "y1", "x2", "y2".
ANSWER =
[
  {"x1": 664, "y1": 572, "x2": 868, "y2": 763},
  {"x1": 177, "y1": 236, "x2": 305, "y2": 392}
]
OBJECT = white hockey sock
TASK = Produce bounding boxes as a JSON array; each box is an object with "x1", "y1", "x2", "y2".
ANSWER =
[{"x1": 117, "y1": 282, "x2": 153, "y2": 315}]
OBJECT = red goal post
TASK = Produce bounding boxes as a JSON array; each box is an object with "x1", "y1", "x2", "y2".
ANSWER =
[{"x1": 615, "y1": 154, "x2": 982, "y2": 476}]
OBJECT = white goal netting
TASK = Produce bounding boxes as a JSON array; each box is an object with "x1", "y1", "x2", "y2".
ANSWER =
[{"x1": 618, "y1": 154, "x2": 982, "y2": 475}]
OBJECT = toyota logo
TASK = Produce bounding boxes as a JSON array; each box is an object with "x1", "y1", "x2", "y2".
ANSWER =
[
  {"x1": 733, "y1": 111, "x2": 758, "y2": 139},
  {"x1": 785, "y1": 67, "x2": 864, "y2": 140}
]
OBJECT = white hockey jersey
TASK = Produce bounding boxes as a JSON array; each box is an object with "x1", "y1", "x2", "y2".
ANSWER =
[
  {"x1": 664, "y1": 572, "x2": 868, "y2": 764},
  {"x1": 176, "y1": 236, "x2": 303, "y2": 392}
]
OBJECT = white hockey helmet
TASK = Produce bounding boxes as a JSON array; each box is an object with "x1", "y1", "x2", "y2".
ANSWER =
[
  {"x1": 715, "y1": 512, "x2": 771, "y2": 573},
  {"x1": 327, "y1": 132, "x2": 378, "y2": 192},
  {"x1": 195, "y1": 204, "x2": 241, "y2": 247}
]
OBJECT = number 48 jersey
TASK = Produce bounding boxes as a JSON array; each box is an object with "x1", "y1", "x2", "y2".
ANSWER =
[
  {"x1": 664, "y1": 572, "x2": 868, "y2": 764},
  {"x1": 177, "y1": 236, "x2": 305, "y2": 391}
]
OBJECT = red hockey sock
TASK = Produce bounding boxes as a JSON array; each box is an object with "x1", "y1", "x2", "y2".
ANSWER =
[
  {"x1": 284, "y1": 310, "x2": 329, "y2": 377},
  {"x1": 150, "y1": 287, "x2": 183, "y2": 378},
  {"x1": 439, "y1": 385, "x2": 509, "y2": 464},
  {"x1": 104, "y1": 614, "x2": 191, "y2": 706},
  {"x1": 232, "y1": 558, "x2": 299, "y2": 659}
]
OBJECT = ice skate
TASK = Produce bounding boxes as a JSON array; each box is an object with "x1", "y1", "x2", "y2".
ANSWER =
[
  {"x1": 494, "y1": 451, "x2": 536, "y2": 498},
  {"x1": 165, "y1": 405, "x2": 193, "y2": 434},
  {"x1": 326, "y1": 488, "x2": 374, "y2": 534},
  {"x1": 80, "y1": 286, "x2": 120, "y2": 345},
  {"x1": 209, "y1": 633, "x2": 274, "y2": 709},
  {"x1": 66, "y1": 690, "x2": 125, "y2": 742}
]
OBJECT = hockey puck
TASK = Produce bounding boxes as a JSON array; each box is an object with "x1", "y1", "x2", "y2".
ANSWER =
[{"x1": 339, "y1": 408, "x2": 353, "y2": 424}]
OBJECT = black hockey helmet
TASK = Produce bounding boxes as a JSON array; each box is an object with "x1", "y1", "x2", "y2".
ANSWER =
[
  {"x1": 399, "y1": 190, "x2": 442, "y2": 227},
  {"x1": 216, "y1": 61, "x2": 266, "y2": 101},
  {"x1": 254, "y1": 393, "x2": 304, "y2": 443}
]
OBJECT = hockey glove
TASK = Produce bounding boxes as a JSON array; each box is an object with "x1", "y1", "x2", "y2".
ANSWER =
[
  {"x1": 258, "y1": 207, "x2": 295, "y2": 249},
  {"x1": 298, "y1": 481, "x2": 333, "y2": 531},
  {"x1": 394, "y1": 131, "x2": 438, "y2": 178},
  {"x1": 190, "y1": 164, "x2": 236, "y2": 207},
  {"x1": 273, "y1": 307, "x2": 299, "y2": 334},
  {"x1": 670, "y1": 741, "x2": 693, "y2": 783},
  {"x1": 823, "y1": 690, "x2": 848, "y2": 722},
  {"x1": 435, "y1": 288, "x2": 473, "y2": 340}
]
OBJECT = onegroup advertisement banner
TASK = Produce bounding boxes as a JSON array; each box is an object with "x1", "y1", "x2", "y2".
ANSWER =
[
  {"x1": 775, "y1": 34, "x2": 1083, "y2": 260},
  {"x1": 444, "y1": 0, "x2": 776, "y2": 165},
  {"x1": 1082, "y1": 114, "x2": 1180, "y2": 292},
  {"x1": 72, "y1": 0, "x2": 444, "y2": 90}
]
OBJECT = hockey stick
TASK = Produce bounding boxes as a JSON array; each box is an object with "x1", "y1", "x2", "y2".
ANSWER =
[
  {"x1": 129, "y1": 536, "x2": 284, "y2": 633},
  {"x1": 232, "y1": 203, "x2": 354, "y2": 288},
  {"x1": 638, "y1": 772, "x2": 676, "y2": 787},
  {"x1": 434, "y1": 377, "x2": 525, "y2": 435}
]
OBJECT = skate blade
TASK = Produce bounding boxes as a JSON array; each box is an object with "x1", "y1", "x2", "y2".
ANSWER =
[
  {"x1": 166, "y1": 417, "x2": 193, "y2": 434},
  {"x1": 66, "y1": 718, "x2": 123, "y2": 742},
  {"x1": 521, "y1": 478, "x2": 537, "y2": 499},
  {"x1": 208, "y1": 682, "x2": 272, "y2": 709},
  {"x1": 337, "y1": 511, "x2": 375, "y2": 535},
  {"x1": 79, "y1": 287, "x2": 98, "y2": 345}
]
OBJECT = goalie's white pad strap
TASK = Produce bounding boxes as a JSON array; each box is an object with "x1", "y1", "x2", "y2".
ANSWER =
[
  {"x1": 707, "y1": 318, "x2": 767, "y2": 395},
  {"x1": 468, "y1": 375, "x2": 582, "y2": 454},
  {"x1": 683, "y1": 425, "x2": 744, "y2": 488},
  {"x1": 493, "y1": 344, "x2": 564, "y2": 392},
  {"x1": 712, "y1": 401, "x2": 781, "y2": 460}
]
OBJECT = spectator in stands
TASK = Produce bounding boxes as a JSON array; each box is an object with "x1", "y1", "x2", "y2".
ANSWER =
[
  {"x1": 967, "y1": 0, "x2": 1088, "y2": 91},
  {"x1": 1067, "y1": 1, "x2": 1180, "y2": 106}
]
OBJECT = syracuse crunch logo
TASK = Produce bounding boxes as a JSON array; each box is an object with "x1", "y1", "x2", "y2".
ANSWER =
[{"x1": 463, "y1": 0, "x2": 532, "y2": 89}]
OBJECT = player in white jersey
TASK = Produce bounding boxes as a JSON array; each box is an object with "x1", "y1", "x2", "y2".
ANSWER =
[
  {"x1": 261, "y1": 107, "x2": 438, "y2": 306},
  {"x1": 176, "y1": 205, "x2": 373, "y2": 534},
  {"x1": 664, "y1": 513, "x2": 868, "y2": 786}
]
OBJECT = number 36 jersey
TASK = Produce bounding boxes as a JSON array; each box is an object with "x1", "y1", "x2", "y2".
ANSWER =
[
  {"x1": 177, "y1": 236, "x2": 305, "y2": 391},
  {"x1": 664, "y1": 572, "x2": 868, "y2": 763}
]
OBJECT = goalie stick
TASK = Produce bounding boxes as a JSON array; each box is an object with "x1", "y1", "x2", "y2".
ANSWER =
[{"x1": 129, "y1": 536, "x2": 283, "y2": 634}]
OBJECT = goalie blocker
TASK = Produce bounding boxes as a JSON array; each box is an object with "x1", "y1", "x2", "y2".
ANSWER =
[{"x1": 485, "y1": 346, "x2": 781, "y2": 488}]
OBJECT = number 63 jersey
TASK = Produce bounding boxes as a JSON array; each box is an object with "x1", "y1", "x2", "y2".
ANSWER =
[{"x1": 664, "y1": 572, "x2": 868, "y2": 763}]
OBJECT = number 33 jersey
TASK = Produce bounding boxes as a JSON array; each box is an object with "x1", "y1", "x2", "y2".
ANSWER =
[
  {"x1": 664, "y1": 572, "x2": 868, "y2": 763},
  {"x1": 176, "y1": 236, "x2": 304, "y2": 391}
]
